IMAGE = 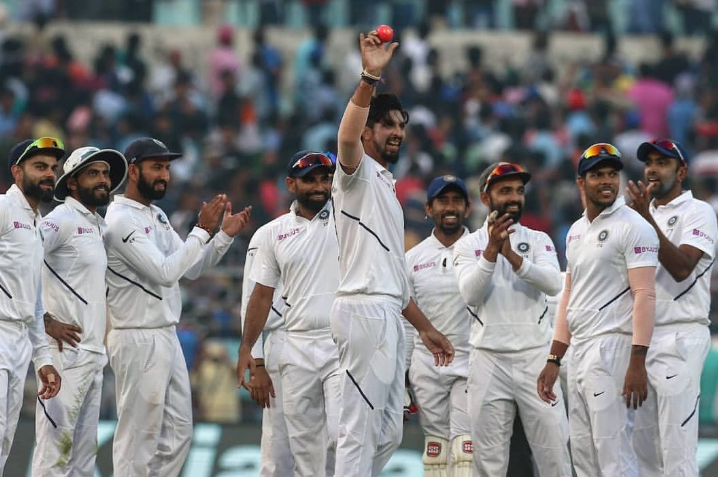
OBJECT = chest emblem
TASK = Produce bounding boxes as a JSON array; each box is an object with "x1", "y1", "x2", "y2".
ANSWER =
[
  {"x1": 517, "y1": 242, "x2": 530, "y2": 253},
  {"x1": 667, "y1": 216, "x2": 678, "y2": 227},
  {"x1": 598, "y1": 229, "x2": 609, "y2": 242},
  {"x1": 156, "y1": 213, "x2": 171, "y2": 231}
]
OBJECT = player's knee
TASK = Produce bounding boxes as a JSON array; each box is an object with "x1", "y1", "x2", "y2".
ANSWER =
[
  {"x1": 423, "y1": 436, "x2": 449, "y2": 477},
  {"x1": 450, "y1": 435, "x2": 473, "y2": 477}
]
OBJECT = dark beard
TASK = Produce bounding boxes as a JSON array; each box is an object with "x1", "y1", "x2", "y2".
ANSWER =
[
  {"x1": 23, "y1": 177, "x2": 54, "y2": 203},
  {"x1": 137, "y1": 172, "x2": 167, "y2": 201},
  {"x1": 436, "y1": 215, "x2": 464, "y2": 236},
  {"x1": 296, "y1": 191, "x2": 329, "y2": 214},
  {"x1": 77, "y1": 185, "x2": 110, "y2": 207},
  {"x1": 491, "y1": 200, "x2": 523, "y2": 223},
  {"x1": 382, "y1": 150, "x2": 400, "y2": 165}
]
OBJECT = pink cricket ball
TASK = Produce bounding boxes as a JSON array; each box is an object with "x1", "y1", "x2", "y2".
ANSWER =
[{"x1": 377, "y1": 25, "x2": 394, "y2": 43}]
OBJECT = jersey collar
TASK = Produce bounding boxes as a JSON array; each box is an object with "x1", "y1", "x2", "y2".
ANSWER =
[
  {"x1": 429, "y1": 226, "x2": 470, "y2": 249},
  {"x1": 584, "y1": 195, "x2": 625, "y2": 221},
  {"x1": 65, "y1": 195, "x2": 100, "y2": 218},
  {"x1": 650, "y1": 190, "x2": 693, "y2": 213},
  {"x1": 7, "y1": 184, "x2": 40, "y2": 221},
  {"x1": 112, "y1": 194, "x2": 151, "y2": 210}
]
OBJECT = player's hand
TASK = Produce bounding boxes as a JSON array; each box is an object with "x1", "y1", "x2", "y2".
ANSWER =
[
  {"x1": 37, "y1": 365, "x2": 61, "y2": 399},
  {"x1": 247, "y1": 366, "x2": 276, "y2": 408},
  {"x1": 236, "y1": 346, "x2": 256, "y2": 390},
  {"x1": 537, "y1": 363, "x2": 560, "y2": 403},
  {"x1": 622, "y1": 356, "x2": 649, "y2": 409},
  {"x1": 419, "y1": 329, "x2": 454, "y2": 366},
  {"x1": 220, "y1": 203, "x2": 252, "y2": 237},
  {"x1": 486, "y1": 211, "x2": 514, "y2": 257},
  {"x1": 360, "y1": 31, "x2": 399, "y2": 77},
  {"x1": 626, "y1": 180, "x2": 655, "y2": 220},
  {"x1": 197, "y1": 194, "x2": 228, "y2": 233},
  {"x1": 44, "y1": 314, "x2": 82, "y2": 352}
]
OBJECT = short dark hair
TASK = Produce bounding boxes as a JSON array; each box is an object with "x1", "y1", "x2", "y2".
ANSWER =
[{"x1": 366, "y1": 93, "x2": 409, "y2": 128}]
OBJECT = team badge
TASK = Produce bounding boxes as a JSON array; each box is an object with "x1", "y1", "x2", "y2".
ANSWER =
[
  {"x1": 426, "y1": 441, "x2": 442, "y2": 457},
  {"x1": 443, "y1": 175, "x2": 457, "y2": 182},
  {"x1": 598, "y1": 229, "x2": 609, "y2": 242},
  {"x1": 667, "y1": 216, "x2": 678, "y2": 227},
  {"x1": 518, "y1": 242, "x2": 530, "y2": 253},
  {"x1": 157, "y1": 213, "x2": 171, "y2": 230},
  {"x1": 319, "y1": 209, "x2": 330, "y2": 221}
]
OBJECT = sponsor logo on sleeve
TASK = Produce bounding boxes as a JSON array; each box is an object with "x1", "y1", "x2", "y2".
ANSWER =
[
  {"x1": 43, "y1": 221, "x2": 59, "y2": 233},
  {"x1": 634, "y1": 246, "x2": 659, "y2": 254},
  {"x1": 474, "y1": 249, "x2": 483, "y2": 257},
  {"x1": 413, "y1": 261, "x2": 436, "y2": 272},
  {"x1": 77, "y1": 227, "x2": 94, "y2": 235},
  {"x1": 693, "y1": 229, "x2": 715, "y2": 245},
  {"x1": 277, "y1": 228, "x2": 300, "y2": 241},
  {"x1": 568, "y1": 234, "x2": 581, "y2": 244},
  {"x1": 545, "y1": 245, "x2": 555, "y2": 252},
  {"x1": 13, "y1": 221, "x2": 32, "y2": 230}
]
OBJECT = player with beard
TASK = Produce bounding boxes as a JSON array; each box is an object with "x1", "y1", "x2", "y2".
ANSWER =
[
  {"x1": 331, "y1": 30, "x2": 454, "y2": 476},
  {"x1": 0, "y1": 138, "x2": 63, "y2": 474},
  {"x1": 537, "y1": 144, "x2": 658, "y2": 476},
  {"x1": 238, "y1": 151, "x2": 342, "y2": 476},
  {"x1": 104, "y1": 138, "x2": 251, "y2": 476},
  {"x1": 404, "y1": 175, "x2": 474, "y2": 476},
  {"x1": 33, "y1": 146, "x2": 127, "y2": 476},
  {"x1": 625, "y1": 139, "x2": 717, "y2": 476},
  {"x1": 453, "y1": 162, "x2": 571, "y2": 476}
]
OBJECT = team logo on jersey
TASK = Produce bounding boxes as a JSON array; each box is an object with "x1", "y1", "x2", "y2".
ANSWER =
[
  {"x1": 462, "y1": 441, "x2": 473, "y2": 454},
  {"x1": 667, "y1": 216, "x2": 678, "y2": 227},
  {"x1": 426, "y1": 441, "x2": 442, "y2": 458},
  {"x1": 598, "y1": 229, "x2": 609, "y2": 242},
  {"x1": 318, "y1": 209, "x2": 330, "y2": 221},
  {"x1": 156, "y1": 213, "x2": 171, "y2": 230},
  {"x1": 518, "y1": 242, "x2": 530, "y2": 253}
]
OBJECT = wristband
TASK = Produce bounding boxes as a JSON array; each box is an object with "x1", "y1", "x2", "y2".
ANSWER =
[
  {"x1": 547, "y1": 354, "x2": 561, "y2": 366},
  {"x1": 255, "y1": 364, "x2": 265, "y2": 368},
  {"x1": 196, "y1": 223, "x2": 214, "y2": 236},
  {"x1": 360, "y1": 70, "x2": 381, "y2": 85}
]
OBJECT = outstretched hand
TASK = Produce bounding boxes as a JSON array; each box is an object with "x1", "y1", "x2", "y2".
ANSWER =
[
  {"x1": 221, "y1": 203, "x2": 252, "y2": 237},
  {"x1": 360, "y1": 31, "x2": 399, "y2": 76}
]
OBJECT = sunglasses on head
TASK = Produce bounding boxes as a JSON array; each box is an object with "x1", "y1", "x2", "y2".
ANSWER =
[
  {"x1": 650, "y1": 139, "x2": 686, "y2": 164},
  {"x1": 582, "y1": 143, "x2": 621, "y2": 161},
  {"x1": 16, "y1": 137, "x2": 64, "y2": 165},
  {"x1": 291, "y1": 152, "x2": 335, "y2": 171},
  {"x1": 483, "y1": 163, "x2": 525, "y2": 193}
]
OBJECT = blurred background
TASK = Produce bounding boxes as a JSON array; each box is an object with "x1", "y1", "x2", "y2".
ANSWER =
[{"x1": 4, "y1": 0, "x2": 718, "y2": 474}]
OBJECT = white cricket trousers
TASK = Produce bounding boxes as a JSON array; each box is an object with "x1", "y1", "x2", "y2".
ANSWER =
[
  {"x1": 279, "y1": 328, "x2": 341, "y2": 477},
  {"x1": 330, "y1": 296, "x2": 406, "y2": 477},
  {"x1": 409, "y1": 349, "x2": 470, "y2": 440},
  {"x1": 468, "y1": 345, "x2": 571, "y2": 476},
  {"x1": 260, "y1": 330, "x2": 294, "y2": 477},
  {"x1": 633, "y1": 324, "x2": 710, "y2": 477},
  {"x1": 0, "y1": 319, "x2": 32, "y2": 476},
  {"x1": 569, "y1": 333, "x2": 638, "y2": 477},
  {"x1": 107, "y1": 326, "x2": 192, "y2": 477},
  {"x1": 32, "y1": 347, "x2": 106, "y2": 476}
]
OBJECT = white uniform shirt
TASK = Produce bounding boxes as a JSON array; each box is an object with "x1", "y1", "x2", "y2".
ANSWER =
[
  {"x1": 406, "y1": 228, "x2": 471, "y2": 357},
  {"x1": 565, "y1": 196, "x2": 659, "y2": 344},
  {"x1": 332, "y1": 154, "x2": 410, "y2": 308},
  {"x1": 104, "y1": 195, "x2": 234, "y2": 329},
  {"x1": 0, "y1": 184, "x2": 51, "y2": 368},
  {"x1": 649, "y1": 191, "x2": 718, "y2": 327},
  {"x1": 242, "y1": 222, "x2": 285, "y2": 359},
  {"x1": 252, "y1": 201, "x2": 339, "y2": 332},
  {"x1": 41, "y1": 196, "x2": 108, "y2": 354},
  {"x1": 453, "y1": 221, "x2": 562, "y2": 352}
]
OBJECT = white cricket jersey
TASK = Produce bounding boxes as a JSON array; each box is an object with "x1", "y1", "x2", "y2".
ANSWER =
[
  {"x1": 104, "y1": 195, "x2": 234, "y2": 329},
  {"x1": 251, "y1": 201, "x2": 339, "y2": 332},
  {"x1": 565, "y1": 196, "x2": 659, "y2": 344},
  {"x1": 242, "y1": 222, "x2": 285, "y2": 359},
  {"x1": 453, "y1": 221, "x2": 562, "y2": 352},
  {"x1": 40, "y1": 196, "x2": 108, "y2": 354},
  {"x1": 405, "y1": 228, "x2": 471, "y2": 357},
  {"x1": 0, "y1": 184, "x2": 51, "y2": 368},
  {"x1": 650, "y1": 191, "x2": 718, "y2": 327},
  {"x1": 332, "y1": 153, "x2": 410, "y2": 309}
]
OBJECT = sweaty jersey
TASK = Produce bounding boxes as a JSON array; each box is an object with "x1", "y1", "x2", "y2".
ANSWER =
[
  {"x1": 332, "y1": 153, "x2": 410, "y2": 309},
  {"x1": 453, "y1": 221, "x2": 562, "y2": 352},
  {"x1": 41, "y1": 196, "x2": 108, "y2": 354},
  {"x1": 564, "y1": 197, "x2": 659, "y2": 343},
  {"x1": 242, "y1": 222, "x2": 285, "y2": 359},
  {"x1": 649, "y1": 191, "x2": 717, "y2": 327},
  {"x1": 406, "y1": 228, "x2": 471, "y2": 357},
  {"x1": 252, "y1": 201, "x2": 339, "y2": 332}
]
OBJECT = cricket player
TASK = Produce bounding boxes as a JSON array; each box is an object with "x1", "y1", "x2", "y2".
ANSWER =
[
  {"x1": 241, "y1": 223, "x2": 293, "y2": 477},
  {"x1": 626, "y1": 139, "x2": 717, "y2": 476},
  {"x1": 537, "y1": 143, "x2": 658, "y2": 477},
  {"x1": 238, "y1": 151, "x2": 341, "y2": 476},
  {"x1": 453, "y1": 162, "x2": 571, "y2": 476},
  {"x1": 32, "y1": 146, "x2": 127, "y2": 476},
  {"x1": 104, "y1": 137, "x2": 250, "y2": 476},
  {"x1": 0, "y1": 138, "x2": 63, "y2": 474},
  {"x1": 405, "y1": 175, "x2": 473, "y2": 477},
  {"x1": 332, "y1": 30, "x2": 454, "y2": 477}
]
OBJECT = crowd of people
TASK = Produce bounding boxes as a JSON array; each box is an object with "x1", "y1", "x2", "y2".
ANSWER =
[{"x1": 0, "y1": 6, "x2": 717, "y2": 429}]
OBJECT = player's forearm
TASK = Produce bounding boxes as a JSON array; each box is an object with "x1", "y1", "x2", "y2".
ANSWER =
[
  {"x1": 240, "y1": 286, "x2": 274, "y2": 351},
  {"x1": 402, "y1": 298, "x2": 434, "y2": 334},
  {"x1": 456, "y1": 257, "x2": 494, "y2": 306},
  {"x1": 656, "y1": 233, "x2": 698, "y2": 282},
  {"x1": 548, "y1": 340, "x2": 570, "y2": 359},
  {"x1": 628, "y1": 266, "x2": 656, "y2": 346},
  {"x1": 552, "y1": 273, "x2": 571, "y2": 346},
  {"x1": 337, "y1": 83, "x2": 373, "y2": 169},
  {"x1": 515, "y1": 259, "x2": 562, "y2": 296}
]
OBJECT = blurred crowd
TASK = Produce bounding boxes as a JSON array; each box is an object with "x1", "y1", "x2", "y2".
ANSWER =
[{"x1": 5, "y1": 3, "x2": 718, "y2": 422}]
